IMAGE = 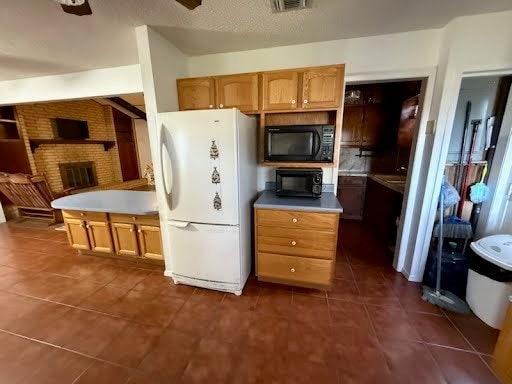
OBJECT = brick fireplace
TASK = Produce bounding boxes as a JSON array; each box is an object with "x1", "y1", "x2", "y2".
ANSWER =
[{"x1": 59, "y1": 161, "x2": 97, "y2": 190}]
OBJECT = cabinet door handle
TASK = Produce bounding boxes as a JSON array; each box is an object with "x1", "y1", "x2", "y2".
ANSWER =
[
  {"x1": 80, "y1": 213, "x2": 85, "y2": 217},
  {"x1": 219, "y1": 104, "x2": 224, "y2": 108},
  {"x1": 291, "y1": 241, "x2": 296, "y2": 246},
  {"x1": 130, "y1": 228, "x2": 134, "y2": 232},
  {"x1": 292, "y1": 218, "x2": 298, "y2": 223},
  {"x1": 291, "y1": 99, "x2": 296, "y2": 104},
  {"x1": 86, "y1": 225, "x2": 90, "y2": 229},
  {"x1": 209, "y1": 104, "x2": 213, "y2": 109},
  {"x1": 79, "y1": 224, "x2": 84, "y2": 228},
  {"x1": 138, "y1": 229, "x2": 142, "y2": 233},
  {"x1": 132, "y1": 216, "x2": 136, "y2": 221},
  {"x1": 290, "y1": 268, "x2": 296, "y2": 273},
  {"x1": 303, "y1": 99, "x2": 308, "y2": 104}
]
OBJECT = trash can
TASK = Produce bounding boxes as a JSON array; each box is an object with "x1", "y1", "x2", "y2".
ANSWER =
[{"x1": 466, "y1": 234, "x2": 512, "y2": 329}]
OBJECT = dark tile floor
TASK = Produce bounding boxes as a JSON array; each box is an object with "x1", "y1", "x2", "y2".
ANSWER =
[{"x1": 0, "y1": 219, "x2": 503, "y2": 383}]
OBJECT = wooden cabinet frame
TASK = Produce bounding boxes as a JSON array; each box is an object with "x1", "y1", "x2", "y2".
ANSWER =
[{"x1": 62, "y1": 211, "x2": 163, "y2": 263}]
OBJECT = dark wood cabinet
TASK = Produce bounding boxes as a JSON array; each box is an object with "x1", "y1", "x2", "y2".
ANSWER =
[
  {"x1": 364, "y1": 178, "x2": 403, "y2": 247},
  {"x1": 340, "y1": 106, "x2": 363, "y2": 146},
  {"x1": 341, "y1": 85, "x2": 386, "y2": 147},
  {"x1": 362, "y1": 104, "x2": 386, "y2": 147},
  {"x1": 337, "y1": 176, "x2": 366, "y2": 220}
]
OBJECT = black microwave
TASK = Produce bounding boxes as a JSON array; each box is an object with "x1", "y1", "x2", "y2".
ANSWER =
[
  {"x1": 276, "y1": 168, "x2": 323, "y2": 198},
  {"x1": 264, "y1": 124, "x2": 335, "y2": 163}
]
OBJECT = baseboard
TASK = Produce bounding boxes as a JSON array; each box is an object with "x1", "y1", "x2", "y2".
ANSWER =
[{"x1": 164, "y1": 270, "x2": 173, "y2": 278}]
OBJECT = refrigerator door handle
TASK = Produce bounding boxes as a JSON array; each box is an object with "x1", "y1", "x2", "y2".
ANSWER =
[
  {"x1": 160, "y1": 123, "x2": 174, "y2": 210},
  {"x1": 168, "y1": 220, "x2": 190, "y2": 228}
]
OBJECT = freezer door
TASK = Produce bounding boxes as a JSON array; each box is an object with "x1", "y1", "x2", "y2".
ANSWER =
[
  {"x1": 160, "y1": 110, "x2": 239, "y2": 225},
  {"x1": 169, "y1": 222, "x2": 241, "y2": 284}
]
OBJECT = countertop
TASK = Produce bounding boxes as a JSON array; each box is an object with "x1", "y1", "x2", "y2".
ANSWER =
[
  {"x1": 51, "y1": 190, "x2": 159, "y2": 215},
  {"x1": 254, "y1": 190, "x2": 343, "y2": 213},
  {"x1": 367, "y1": 174, "x2": 406, "y2": 194}
]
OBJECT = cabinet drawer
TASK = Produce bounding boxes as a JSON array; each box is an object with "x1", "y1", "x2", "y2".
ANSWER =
[
  {"x1": 256, "y1": 209, "x2": 337, "y2": 232},
  {"x1": 338, "y1": 176, "x2": 366, "y2": 186},
  {"x1": 63, "y1": 210, "x2": 108, "y2": 222},
  {"x1": 257, "y1": 252, "x2": 333, "y2": 287},
  {"x1": 257, "y1": 227, "x2": 335, "y2": 259},
  {"x1": 110, "y1": 213, "x2": 160, "y2": 226}
]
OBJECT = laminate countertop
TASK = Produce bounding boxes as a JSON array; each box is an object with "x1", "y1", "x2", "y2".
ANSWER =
[
  {"x1": 51, "y1": 190, "x2": 158, "y2": 215},
  {"x1": 254, "y1": 190, "x2": 343, "y2": 213}
]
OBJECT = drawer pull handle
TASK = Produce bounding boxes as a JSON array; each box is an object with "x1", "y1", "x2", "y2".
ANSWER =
[
  {"x1": 86, "y1": 225, "x2": 90, "y2": 229},
  {"x1": 291, "y1": 241, "x2": 296, "y2": 246},
  {"x1": 138, "y1": 229, "x2": 142, "y2": 233},
  {"x1": 132, "y1": 216, "x2": 136, "y2": 221},
  {"x1": 291, "y1": 99, "x2": 296, "y2": 104},
  {"x1": 292, "y1": 218, "x2": 297, "y2": 223},
  {"x1": 290, "y1": 268, "x2": 296, "y2": 273},
  {"x1": 130, "y1": 228, "x2": 134, "y2": 232},
  {"x1": 80, "y1": 213, "x2": 85, "y2": 217},
  {"x1": 79, "y1": 224, "x2": 84, "y2": 228}
]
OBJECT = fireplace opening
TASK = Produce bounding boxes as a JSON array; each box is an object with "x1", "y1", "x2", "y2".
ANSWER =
[{"x1": 59, "y1": 161, "x2": 97, "y2": 190}]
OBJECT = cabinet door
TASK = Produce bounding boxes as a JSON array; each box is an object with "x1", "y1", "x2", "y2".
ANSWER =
[
  {"x1": 301, "y1": 66, "x2": 343, "y2": 109},
  {"x1": 177, "y1": 78, "x2": 216, "y2": 111},
  {"x1": 262, "y1": 71, "x2": 299, "y2": 111},
  {"x1": 86, "y1": 221, "x2": 113, "y2": 253},
  {"x1": 215, "y1": 73, "x2": 259, "y2": 112},
  {"x1": 137, "y1": 225, "x2": 164, "y2": 260},
  {"x1": 338, "y1": 185, "x2": 366, "y2": 220},
  {"x1": 111, "y1": 223, "x2": 139, "y2": 257},
  {"x1": 494, "y1": 303, "x2": 512, "y2": 383},
  {"x1": 341, "y1": 106, "x2": 363, "y2": 146},
  {"x1": 65, "y1": 219, "x2": 90, "y2": 250},
  {"x1": 362, "y1": 105, "x2": 385, "y2": 146}
]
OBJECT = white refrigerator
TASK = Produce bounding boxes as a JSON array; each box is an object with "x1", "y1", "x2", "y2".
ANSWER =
[{"x1": 157, "y1": 109, "x2": 257, "y2": 295}]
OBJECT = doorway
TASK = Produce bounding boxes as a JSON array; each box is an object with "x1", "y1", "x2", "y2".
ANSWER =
[
  {"x1": 337, "y1": 79, "x2": 425, "y2": 268},
  {"x1": 113, "y1": 108, "x2": 140, "y2": 181}
]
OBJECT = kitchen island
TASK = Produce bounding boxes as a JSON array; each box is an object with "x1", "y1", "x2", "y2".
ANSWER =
[
  {"x1": 51, "y1": 191, "x2": 163, "y2": 263},
  {"x1": 254, "y1": 190, "x2": 343, "y2": 290}
]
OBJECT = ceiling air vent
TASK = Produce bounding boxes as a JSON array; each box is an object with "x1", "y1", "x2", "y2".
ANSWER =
[{"x1": 271, "y1": 0, "x2": 309, "y2": 13}]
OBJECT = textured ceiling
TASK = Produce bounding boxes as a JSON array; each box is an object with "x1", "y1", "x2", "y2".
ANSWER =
[{"x1": 1, "y1": 0, "x2": 512, "y2": 81}]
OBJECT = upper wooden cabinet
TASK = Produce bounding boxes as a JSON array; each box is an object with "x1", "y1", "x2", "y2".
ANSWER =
[
  {"x1": 301, "y1": 66, "x2": 343, "y2": 109},
  {"x1": 216, "y1": 73, "x2": 259, "y2": 112},
  {"x1": 177, "y1": 64, "x2": 345, "y2": 114},
  {"x1": 340, "y1": 106, "x2": 364, "y2": 146},
  {"x1": 177, "y1": 78, "x2": 216, "y2": 111},
  {"x1": 261, "y1": 71, "x2": 299, "y2": 111}
]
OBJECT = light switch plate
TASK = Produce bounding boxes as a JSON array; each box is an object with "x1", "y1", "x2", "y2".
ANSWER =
[{"x1": 426, "y1": 120, "x2": 436, "y2": 135}]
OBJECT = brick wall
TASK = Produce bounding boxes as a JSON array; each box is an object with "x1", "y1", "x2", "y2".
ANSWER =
[{"x1": 16, "y1": 100, "x2": 123, "y2": 193}]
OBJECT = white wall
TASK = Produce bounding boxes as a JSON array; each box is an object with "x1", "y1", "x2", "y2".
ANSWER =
[
  {"x1": 0, "y1": 65, "x2": 143, "y2": 106},
  {"x1": 136, "y1": 26, "x2": 187, "y2": 274},
  {"x1": 134, "y1": 119, "x2": 152, "y2": 175},
  {"x1": 187, "y1": 29, "x2": 442, "y2": 77}
]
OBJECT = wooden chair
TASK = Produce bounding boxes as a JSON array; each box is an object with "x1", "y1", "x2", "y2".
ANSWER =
[{"x1": 0, "y1": 173, "x2": 71, "y2": 223}]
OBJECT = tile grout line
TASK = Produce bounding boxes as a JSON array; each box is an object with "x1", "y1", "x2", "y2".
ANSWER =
[{"x1": 442, "y1": 308, "x2": 480, "y2": 354}]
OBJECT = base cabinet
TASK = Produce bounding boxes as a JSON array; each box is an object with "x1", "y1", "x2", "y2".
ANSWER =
[
  {"x1": 255, "y1": 208, "x2": 338, "y2": 289},
  {"x1": 87, "y1": 221, "x2": 114, "y2": 253},
  {"x1": 111, "y1": 223, "x2": 139, "y2": 256},
  {"x1": 65, "y1": 218, "x2": 90, "y2": 250},
  {"x1": 494, "y1": 302, "x2": 512, "y2": 383},
  {"x1": 138, "y1": 225, "x2": 164, "y2": 260},
  {"x1": 62, "y1": 211, "x2": 163, "y2": 263}
]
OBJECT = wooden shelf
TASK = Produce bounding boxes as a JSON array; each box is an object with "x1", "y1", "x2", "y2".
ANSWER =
[{"x1": 29, "y1": 139, "x2": 116, "y2": 153}]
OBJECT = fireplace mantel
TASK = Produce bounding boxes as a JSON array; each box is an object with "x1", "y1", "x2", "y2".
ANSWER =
[{"x1": 29, "y1": 139, "x2": 116, "y2": 153}]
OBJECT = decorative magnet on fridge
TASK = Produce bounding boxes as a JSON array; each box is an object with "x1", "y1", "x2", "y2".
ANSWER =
[
  {"x1": 213, "y1": 192, "x2": 222, "y2": 210},
  {"x1": 211, "y1": 167, "x2": 220, "y2": 184},
  {"x1": 210, "y1": 140, "x2": 219, "y2": 159}
]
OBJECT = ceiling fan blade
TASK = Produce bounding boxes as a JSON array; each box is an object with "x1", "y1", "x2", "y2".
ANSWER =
[
  {"x1": 175, "y1": 0, "x2": 202, "y2": 10},
  {"x1": 61, "y1": 0, "x2": 92, "y2": 16}
]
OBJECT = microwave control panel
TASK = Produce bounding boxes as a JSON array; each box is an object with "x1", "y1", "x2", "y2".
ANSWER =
[{"x1": 321, "y1": 126, "x2": 335, "y2": 161}]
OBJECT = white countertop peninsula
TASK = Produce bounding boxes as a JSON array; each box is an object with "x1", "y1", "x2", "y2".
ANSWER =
[{"x1": 51, "y1": 190, "x2": 159, "y2": 215}]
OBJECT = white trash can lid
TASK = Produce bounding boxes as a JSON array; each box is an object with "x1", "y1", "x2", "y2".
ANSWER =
[{"x1": 470, "y1": 234, "x2": 512, "y2": 271}]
